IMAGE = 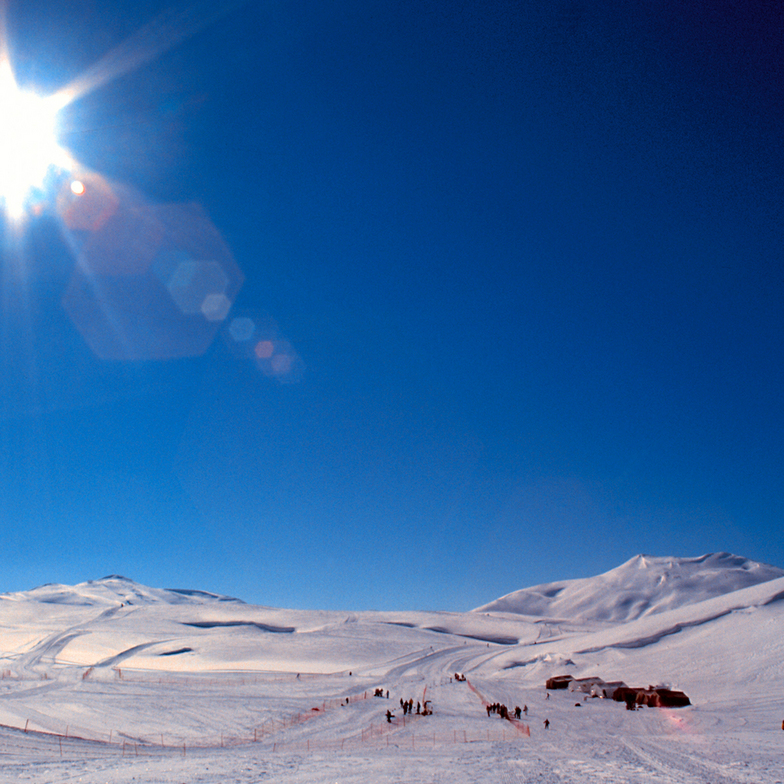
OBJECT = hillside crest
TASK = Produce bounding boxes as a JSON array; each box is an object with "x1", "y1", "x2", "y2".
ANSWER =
[
  {"x1": 1, "y1": 575, "x2": 243, "y2": 607},
  {"x1": 473, "y1": 552, "x2": 784, "y2": 622}
]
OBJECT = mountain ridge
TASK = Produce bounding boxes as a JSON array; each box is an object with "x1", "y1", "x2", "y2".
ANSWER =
[
  {"x1": 0, "y1": 574, "x2": 244, "y2": 607},
  {"x1": 473, "y1": 552, "x2": 784, "y2": 622}
]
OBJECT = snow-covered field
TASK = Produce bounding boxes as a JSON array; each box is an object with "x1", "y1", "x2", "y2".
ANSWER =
[{"x1": 0, "y1": 554, "x2": 782, "y2": 783}]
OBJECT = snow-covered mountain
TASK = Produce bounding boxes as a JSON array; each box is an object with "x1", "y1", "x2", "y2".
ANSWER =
[
  {"x1": 473, "y1": 553, "x2": 784, "y2": 622},
  {"x1": 0, "y1": 574, "x2": 243, "y2": 607},
  {"x1": 0, "y1": 556, "x2": 782, "y2": 784}
]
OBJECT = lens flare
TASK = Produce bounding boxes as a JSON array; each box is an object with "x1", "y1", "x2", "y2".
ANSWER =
[
  {"x1": 255, "y1": 340, "x2": 274, "y2": 359},
  {"x1": 0, "y1": 60, "x2": 72, "y2": 218}
]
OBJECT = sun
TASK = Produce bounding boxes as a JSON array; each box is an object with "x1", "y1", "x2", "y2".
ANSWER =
[{"x1": 0, "y1": 59, "x2": 73, "y2": 219}]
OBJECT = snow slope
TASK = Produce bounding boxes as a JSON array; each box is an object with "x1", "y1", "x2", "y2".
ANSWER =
[
  {"x1": 0, "y1": 555, "x2": 781, "y2": 784},
  {"x1": 474, "y1": 552, "x2": 784, "y2": 621}
]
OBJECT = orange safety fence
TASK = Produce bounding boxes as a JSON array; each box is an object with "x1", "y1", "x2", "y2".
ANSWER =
[
  {"x1": 0, "y1": 689, "x2": 373, "y2": 749},
  {"x1": 0, "y1": 681, "x2": 532, "y2": 755},
  {"x1": 465, "y1": 678, "x2": 531, "y2": 737},
  {"x1": 109, "y1": 668, "x2": 348, "y2": 685},
  {"x1": 0, "y1": 719, "x2": 527, "y2": 758},
  {"x1": 0, "y1": 672, "x2": 531, "y2": 755}
]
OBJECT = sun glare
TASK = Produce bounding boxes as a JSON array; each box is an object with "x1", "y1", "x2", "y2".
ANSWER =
[{"x1": 0, "y1": 60, "x2": 72, "y2": 218}]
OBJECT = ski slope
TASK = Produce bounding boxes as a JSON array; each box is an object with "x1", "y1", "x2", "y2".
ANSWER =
[{"x1": 0, "y1": 557, "x2": 781, "y2": 783}]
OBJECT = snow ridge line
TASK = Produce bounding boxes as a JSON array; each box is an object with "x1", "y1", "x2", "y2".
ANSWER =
[
  {"x1": 502, "y1": 588, "x2": 784, "y2": 667},
  {"x1": 576, "y1": 591, "x2": 784, "y2": 655}
]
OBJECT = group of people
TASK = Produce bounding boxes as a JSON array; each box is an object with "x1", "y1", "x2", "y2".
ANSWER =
[
  {"x1": 385, "y1": 697, "x2": 432, "y2": 722},
  {"x1": 486, "y1": 702, "x2": 527, "y2": 721},
  {"x1": 399, "y1": 697, "x2": 432, "y2": 716},
  {"x1": 373, "y1": 679, "x2": 554, "y2": 729}
]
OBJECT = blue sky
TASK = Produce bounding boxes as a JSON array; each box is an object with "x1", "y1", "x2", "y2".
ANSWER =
[{"x1": 0, "y1": 0, "x2": 782, "y2": 610}]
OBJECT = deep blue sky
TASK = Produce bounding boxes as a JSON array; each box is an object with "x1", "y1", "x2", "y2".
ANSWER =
[{"x1": 1, "y1": 0, "x2": 782, "y2": 610}]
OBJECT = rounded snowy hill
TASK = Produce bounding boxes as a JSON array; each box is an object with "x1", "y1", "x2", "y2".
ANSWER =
[
  {"x1": 473, "y1": 553, "x2": 784, "y2": 622},
  {"x1": 0, "y1": 575, "x2": 244, "y2": 607}
]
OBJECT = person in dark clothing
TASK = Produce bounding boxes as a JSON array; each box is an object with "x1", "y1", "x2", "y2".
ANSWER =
[
  {"x1": 544, "y1": 719, "x2": 550, "y2": 729},
  {"x1": 386, "y1": 710, "x2": 393, "y2": 723}
]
